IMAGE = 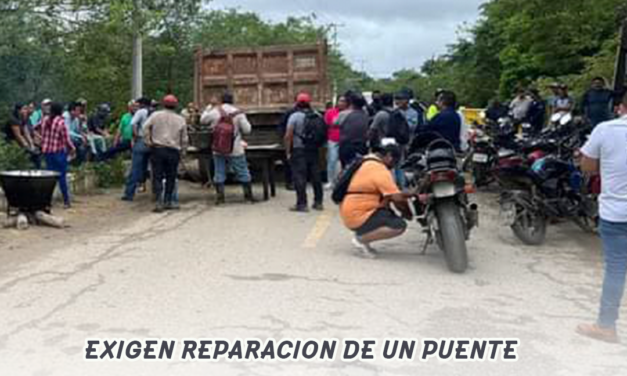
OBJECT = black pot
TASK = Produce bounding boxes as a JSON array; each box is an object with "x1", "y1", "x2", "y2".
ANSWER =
[{"x1": 0, "y1": 170, "x2": 60, "y2": 213}]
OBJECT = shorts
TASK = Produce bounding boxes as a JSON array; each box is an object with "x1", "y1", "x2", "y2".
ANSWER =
[{"x1": 354, "y1": 208, "x2": 407, "y2": 236}]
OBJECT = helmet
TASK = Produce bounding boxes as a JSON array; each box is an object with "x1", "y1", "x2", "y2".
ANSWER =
[
  {"x1": 162, "y1": 95, "x2": 179, "y2": 108},
  {"x1": 296, "y1": 93, "x2": 311, "y2": 104}
]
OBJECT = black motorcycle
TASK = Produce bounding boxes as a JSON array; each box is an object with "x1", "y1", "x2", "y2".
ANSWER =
[
  {"x1": 404, "y1": 133, "x2": 478, "y2": 273},
  {"x1": 499, "y1": 155, "x2": 598, "y2": 246}
]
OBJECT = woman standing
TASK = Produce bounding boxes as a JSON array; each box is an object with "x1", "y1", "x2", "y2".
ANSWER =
[{"x1": 40, "y1": 102, "x2": 75, "y2": 208}]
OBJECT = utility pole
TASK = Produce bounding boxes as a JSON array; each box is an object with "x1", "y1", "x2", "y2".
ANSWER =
[
  {"x1": 131, "y1": 0, "x2": 143, "y2": 100},
  {"x1": 327, "y1": 23, "x2": 345, "y2": 102}
]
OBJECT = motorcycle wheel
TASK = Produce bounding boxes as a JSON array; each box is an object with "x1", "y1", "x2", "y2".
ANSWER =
[
  {"x1": 473, "y1": 165, "x2": 489, "y2": 187},
  {"x1": 435, "y1": 199, "x2": 469, "y2": 273},
  {"x1": 511, "y1": 207, "x2": 547, "y2": 246}
]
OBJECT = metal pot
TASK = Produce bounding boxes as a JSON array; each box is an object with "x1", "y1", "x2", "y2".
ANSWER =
[{"x1": 0, "y1": 170, "x2": 60, "y2": 213}]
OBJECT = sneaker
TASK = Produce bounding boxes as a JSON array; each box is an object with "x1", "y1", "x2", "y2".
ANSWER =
[
  {"x1": 121, "y1": 196, "x2": 133, "y2": 202},
  {"x1": 576, "y1": 323, "x2": 620, "y2": 344},
  {"x1": 289, "y1": 205, "x2": 309, "y2": 213},
  {"x1": 352, "y1": 237, "x2": 378, "y2": 259},
  {"x1": 153, "y1": 204, "x2": 165, "y2": 214},
  {"x1": 312, "y1": 203, "x2": 324, "y2": 211},
  {"x1": 324, "y1": 183, "x2": 333, "y2": 191}
]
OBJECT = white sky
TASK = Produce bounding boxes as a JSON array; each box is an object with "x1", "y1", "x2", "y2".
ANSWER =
[{"x1": 208, "y1": 0, "x2": 486, "y2": 78}]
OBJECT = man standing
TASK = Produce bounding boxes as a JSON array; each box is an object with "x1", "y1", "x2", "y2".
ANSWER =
[
  {"x1": 202, "y1": 93, "x2": 256, "y2": 205},
  {"x1": 395, "y1": 90, "x2": 420, "y2": 136},
  {"x1": 278, "y1": 96, "x2": 300, "y2": 191},
  {"x1": 122, "y1": 97, "x2": 152, "y2": 202},
  {"x1": 424, "y1": 91, "x2": 462, "y2": 151},
  {"x1": 577, "y1": 93, "x2": 627, "y2": 343},
  {"x1": 582, "y1": 77, "x2": 614, "y2": 128},
  {"x1": 338, "y1": 93, "x2": 369, "y2": 167},
  {"x1": 324, "y1": 95, "x2": 347, "y2": 190},
  {"x1": 509, "y1": 88, "x2": 533, "y2": 121},
  {"x1": 284, "y1": 93, "x2": 325, "y2": 213},
  {"x1": 143, "y1": 95, "x2": 188, "y2": 213}
]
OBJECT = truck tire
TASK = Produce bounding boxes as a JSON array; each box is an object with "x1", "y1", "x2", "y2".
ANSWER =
[{"x1": 435, "y1": 199, "x2": 469, "y2": 273}]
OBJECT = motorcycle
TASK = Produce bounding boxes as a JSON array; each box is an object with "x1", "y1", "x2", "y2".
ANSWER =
[
  {"x1": 499, "y1": 153, "x2": 599, "y2": 246},
  {"x1": 467, "y1": 117, "x2": 523, "y2": 187},
  {"x1": 404, "y1": 133, "x2": 478, "y2": 273}
]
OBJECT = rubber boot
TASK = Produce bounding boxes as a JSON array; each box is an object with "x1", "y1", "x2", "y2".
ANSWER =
[
  {"x1": 215, "y1": 184, "x2": 226, "y2": 206},
  {"x1": 243, "y1": 183, "x2": 257, "y2": 203}
]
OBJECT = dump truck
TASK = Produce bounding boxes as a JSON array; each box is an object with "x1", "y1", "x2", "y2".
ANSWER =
[{"x1": 190, "y1": 42, "x2": 331, "y2": 184}]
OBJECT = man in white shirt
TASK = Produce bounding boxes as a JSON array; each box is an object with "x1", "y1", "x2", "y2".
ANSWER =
[
  {"x1": 201, "y1": 93, "x2": 255, "y2": 205},
  {"x1": 577, "y1": 92, "x2": 627, "y2": 343}
]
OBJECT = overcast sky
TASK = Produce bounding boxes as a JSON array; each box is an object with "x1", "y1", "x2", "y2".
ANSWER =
[{"x1": 209, "y1": 0, "x2": 486, "y2": 78}]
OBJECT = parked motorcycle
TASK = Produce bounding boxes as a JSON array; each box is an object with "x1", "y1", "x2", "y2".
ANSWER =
[
  {"x1": 499, "y1": 153, "x2": 599, "y2": 246},
  {"x1": 404, "y1": 133, "x2": 478, "y2": 273},
  {"x1": 466, "y1": 117, "x2": 522, "y2": 187}
]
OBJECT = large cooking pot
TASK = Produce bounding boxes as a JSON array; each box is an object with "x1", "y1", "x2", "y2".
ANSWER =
[{"x1": 0, "y1": 170, "x2": 60, "y2": 213}]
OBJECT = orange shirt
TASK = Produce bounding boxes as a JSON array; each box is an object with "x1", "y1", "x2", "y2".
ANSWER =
[{"x1": 340, "y1": 156, "x2": 401, "y2": 230}]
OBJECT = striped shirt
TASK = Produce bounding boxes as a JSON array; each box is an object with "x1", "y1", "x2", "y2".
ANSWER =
[{"x1": 41, "y1": 116, "x2": 74, "y2": 154}]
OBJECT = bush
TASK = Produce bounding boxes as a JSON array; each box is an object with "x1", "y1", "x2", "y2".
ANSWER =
[
  {"x1": 88, "y1": 157, "x2": 127, "y2": 188},
  {"x1": 0, "y1": 138, "x2": 32, "y2": 171}
]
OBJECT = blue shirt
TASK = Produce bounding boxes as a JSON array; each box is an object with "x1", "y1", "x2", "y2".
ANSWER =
[{"x1": 425, "y1": 108, "x2": 461, "y2": 151}]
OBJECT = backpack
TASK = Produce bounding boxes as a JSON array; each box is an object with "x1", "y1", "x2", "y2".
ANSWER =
[
  {"x1": 298, "y1": 110, "x2": 328, "y2": 150},
  {"x1": 212, "y1": 107, "x2": 241, "y2": 155},
  {"x1": 385, "y1": 109, "x2": 410, "y2": 145},
  {"x1": 331, "y1": 156, "x2": 383, "y2": 205}
]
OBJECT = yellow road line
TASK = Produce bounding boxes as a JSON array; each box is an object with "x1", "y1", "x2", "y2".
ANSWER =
[{"x1": 302, "y1": 212, "x2": 333, "y2": 249}]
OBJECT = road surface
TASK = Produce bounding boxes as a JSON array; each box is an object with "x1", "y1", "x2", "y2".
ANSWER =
[{"x1": 0, "y1": 185, "x2": 625, "y2": 375}]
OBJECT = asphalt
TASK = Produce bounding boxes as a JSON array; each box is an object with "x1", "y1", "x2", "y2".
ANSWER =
[{"x1": 0, "y1": 185, "x2": 626, "y2": 375}]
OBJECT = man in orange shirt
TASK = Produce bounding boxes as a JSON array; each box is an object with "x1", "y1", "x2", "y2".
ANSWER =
[{"x1": 340, "y1": 141, "x2": 413, "y2": 258}]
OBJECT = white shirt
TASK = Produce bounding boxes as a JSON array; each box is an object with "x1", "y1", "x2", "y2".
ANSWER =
[
  {"x1": 581, "y1": 115, "x2": 627, "y2": 222},
  {"x1": 201, "y1": 104, "x2": 252, "y2": 156}
]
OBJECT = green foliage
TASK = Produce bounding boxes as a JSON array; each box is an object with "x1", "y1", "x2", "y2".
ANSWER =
[
  {"x1": 86, "y1": 158, "x2": 127, "y2": 188},
  {"x1": 0, "y1": 139, "x2": 32, "y2": 171},
  {"x1": 368, "y1": 0, "x2": 626, "y2": 107}
]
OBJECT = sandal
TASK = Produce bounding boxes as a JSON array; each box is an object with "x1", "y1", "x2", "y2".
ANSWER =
[{"x1": 576, "y1": 323, "x2": 619, "y2": 344}]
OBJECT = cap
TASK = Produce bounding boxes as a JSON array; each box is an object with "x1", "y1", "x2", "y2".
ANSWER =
[
  {"x1": 162, "y1": 95, "x2": 179, "y2": 107},
  {"x1": 42, "y1": 99, "x2": 52, "y2": 105},
  {"x1": 296, "y1": 93, "x2": 312, "y2": 104}
]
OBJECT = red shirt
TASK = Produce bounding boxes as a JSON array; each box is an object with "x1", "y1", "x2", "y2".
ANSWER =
[
  {"x1": 41, "y1": 116, "x2": 74, "y2": 154},
  {"x1": 325, "y1": 108, "x2": 341, "y2": 142}
]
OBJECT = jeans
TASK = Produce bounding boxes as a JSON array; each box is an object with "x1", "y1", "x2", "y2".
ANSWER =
[
  {"x1": 70, "y1": 137, "x2": 88, "y2": 165},
  {"x1": 597, "y1": 219, "x2": 627, "y2": 329},
  {"x1": 213, "y1": 154, "x2": 251, "y2": 184},
  {"x1": 291, "y1": 149, "x2": 323, "y2": 207},
  {"x1": 339, "y1": 142, "x2": 368, "y2": 168},
  {"x1": 44, "y1": 151, "x2": 70, "y2": 205},
  {"x1": 151, "y1": 147, "x2": 180, "y2": 205},
  {"x1": 123, "y1": 140, "x2": 150, "y2": 200},
  {"x1": 87, "y1": 134, "x2": 107, "y2": 156},
  {"x1": 100, "y1": 140, "x2": 132, "y2": 161},
  {"x1": 326, "y1": 141, "x2": 340, "y2": 185}
]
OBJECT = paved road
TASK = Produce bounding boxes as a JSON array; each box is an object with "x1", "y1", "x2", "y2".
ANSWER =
[{"x1": 0, "y1": 186, "x2": 626, "y2": 375}]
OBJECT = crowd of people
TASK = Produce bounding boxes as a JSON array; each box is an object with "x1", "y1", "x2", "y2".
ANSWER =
[
  {"x1": 485, "y1": 77, "x2": 617, "y2": 134},
  {"x1": 3, "y1": 80, "x2": 627, "y2": 344}
]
